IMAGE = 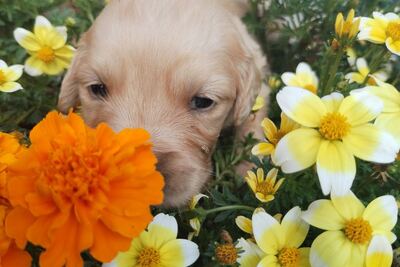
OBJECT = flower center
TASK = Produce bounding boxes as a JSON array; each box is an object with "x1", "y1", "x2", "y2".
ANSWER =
[
  {"x1": 344, "y1": 218, "x2": 372, "y2": 244},
  {"x1": 215, "y1": 244, "x2": 238, "y2": 265},
  {"x1": 0, "y1": 70, "x2": 6, "y2": 85},
  {"x1": 37, "y1": 46, "x2": 55, "y2": 63},
  {"x1": 256, "y1": 180, "x2": 274, "y2": 196},
  {"x1": 367, "y1": 77, "x2": 377, "y2": 85},
  {"x1": 278, "y1": 247, "x2": 300, "y2": 267},
  {"x1": 39, "y1": 141, "x2": 107, "y2": 205},
  {"x1": 319, "y1": 112, "x2": 350, "y2": 140},
  {"x1": 137, "y1": 247, "x2": 161, "y2": 267},
  {"x1": 304, "y1": 84, "x2": 317, "y2": 93},
  {"x1": 386, "y1": 22, "x2": 400, "y2": 41}
]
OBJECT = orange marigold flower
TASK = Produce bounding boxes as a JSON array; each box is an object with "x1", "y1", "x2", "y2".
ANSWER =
[
  {"x1": 0, "y1": 133, "x2": 31, "y2": 267},
  {"x1": 5, "y1": 111, "x2": 164, "y2": 267}
]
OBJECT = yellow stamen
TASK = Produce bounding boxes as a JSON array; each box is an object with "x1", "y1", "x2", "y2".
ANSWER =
[
  {"x1": 278, "y1": 247, "x2": 300, "y2": 267},
  {"x1": 344, "y1": 218, "x2": 372, "y2": 244},
  {"x1": 215, "y1": 243, "x2": 238, "y2": 265},
  {"x1": 386, "y1": 22, "x2": 400, "y2": 41},
  {"x1": 137, "y1": 247, "x2": 161, "y2": 267},
  {"x1": 0, "y1": 70, "x2": 6, "y2": 85},
  {"x1": 367, "y1": 77, "x2": 377, "y2": 85},
  {"x1": 256, "y1": 180, "x2": 274, "y2": 196},
  {"x1": 37, "y1": 46, "x2": 55, "y2": 63},
  {"x1": 319, "y1": 112, "x2": 350, "y2": 140}
]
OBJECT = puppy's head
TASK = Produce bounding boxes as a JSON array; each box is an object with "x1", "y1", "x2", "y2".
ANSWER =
[{"x1": 58, "y1": 0, "x2": 265, "y2": 207}]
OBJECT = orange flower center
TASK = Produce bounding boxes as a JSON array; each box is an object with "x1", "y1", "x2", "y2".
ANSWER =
[
  {"x1": 386, "y1": 22, "x2": 400, "y2": 41},
  {"x1": 278, "y1": 247, "x2": 299, "y2": 267},
  {"x1": 215, "y1": 243, "x2": 238, "y2": 265},
  {"x1": 344, "y1": 218, "x2": 372, "y2": 244},
  {"x1": 0, "y1": 70, "x2": 6, "y2": 85},
  {"x1": 37, "y1": 46, "x2": 55, "y2": 63},
  {"x1": 39, "y1": 142, "x2": 107, "y2": 204},
  {"x1": 137, "y1": 247, "x2": 161, "y2": 267},
  {"x1": 256, "y1": 180, "x2": 274, "y2": 196},
  {"x1": 319, "y1": 112, "x2": 350, "y2": 140}
]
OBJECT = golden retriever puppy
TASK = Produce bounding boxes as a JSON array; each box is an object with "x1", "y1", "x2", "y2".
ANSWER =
[{"x1": 58, "y1": 0, "x2": 267, "y2": 207}]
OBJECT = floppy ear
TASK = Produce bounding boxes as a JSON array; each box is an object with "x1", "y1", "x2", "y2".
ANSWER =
[
  {"x1": 57, "y1": 49, "x2": 82, "y2": 113},
  {"x1": 231, "y1": 19, "x2": 267, "y2": 126}
]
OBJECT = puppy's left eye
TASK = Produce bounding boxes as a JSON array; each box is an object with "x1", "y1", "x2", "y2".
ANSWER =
[
  {"x1": 191, "y1": 96, "x2": 215, "y2": 110},
  {"x1": 89, "y1": 83, "x2": 108, "y2": 98}
]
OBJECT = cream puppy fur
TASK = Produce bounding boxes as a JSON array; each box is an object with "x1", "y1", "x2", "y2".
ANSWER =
[{"x1": 58, "y1": 0, "x2": 268, "y2": 207}]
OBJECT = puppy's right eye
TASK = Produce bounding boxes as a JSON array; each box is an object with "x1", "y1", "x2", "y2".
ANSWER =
[{"x1": 89, "y1": 83, "x2": 108, "y2": 98}]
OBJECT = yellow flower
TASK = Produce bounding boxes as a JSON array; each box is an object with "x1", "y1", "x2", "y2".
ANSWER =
[
  {"x1": 268, "y1": 76, "x2": 282, "y2": 90},
  {"x1": 281, "y1": 62, "x2": 319, "y2": 93},
  {"x1": 335, "y1": 9, "x2": 360, "y2": 39},
  {"x1": 359, "y1": 12, "x2": 400, "y2": 55},
  {"x1": 352, "y1": 80, "x2": 400, "y2": 149},
  {"x1": 244, "y1": 168, "x2": 284, "y2": 203},
  {"x1": 236, "y1": 238, "x2": 265, "y2": 267},
  {"x1": 274, "y1": 87, "x2": 398, "y2": 195},
  {"x1": 345, "y1": 57, "x2": 388, "y2": 85},
  {"x1": 252, "y1": 96, "x2": 265, "y2": 112},
  {"x1": 252, "y1": 207, "x2": 310, "y2": 267},
  {"x1": 252, "y1": 113, "x2": 300, "y2": 157},
  {"x1": 105, "y1": 213, "x2": 200, "y2": 267},
  {"x1": 188, "y1": 194, "x2": 208, "y2": 239},
  {"x1": 236, "y1": 208, "x2": 281, "y2": 236},
  {"x1": 303, "y1": 192, "x2": 397, "y2": 267},
  {"x1": 14, "y1": 16, "x2": 75, "y2": 76},
  {"x1": 0, "y1": 60, "x2": 23, "y2": 93}
]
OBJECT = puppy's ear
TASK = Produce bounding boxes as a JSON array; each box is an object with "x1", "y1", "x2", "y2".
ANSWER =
[
  {"x1": 232, "y1": 22, "x2": 267, "y2": 126},
  {"x1": 58, "y1": 52, "x2": 81, "y2": 113},
  {"x1": 219, "y1": 0, "x2": 249, "y2": 17}
]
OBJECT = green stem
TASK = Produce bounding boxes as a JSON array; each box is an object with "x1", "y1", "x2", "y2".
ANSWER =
[
  {"x1": 323, "y1": 48, "x2": 344, "y2": 94},
  {"x1": 203, "y1": 205, "x2": 254, "y2": 215}
]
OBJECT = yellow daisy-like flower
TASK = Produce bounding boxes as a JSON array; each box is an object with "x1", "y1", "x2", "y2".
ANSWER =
[
  {"x1": 352, "y1": 80, "x2": 400, "y2": 148},
  {"x1": 252, "y1": 96, "x2": 265, "y2": 112},
  {"x1": 252, "y1": 207, "x2": 310, "y2": 267},
  {"x1": 302, "y1": 192, "x2": 397, "y2": 267},
  {"x1": 244, "y1": 168, "x2": 284, "y2": 203},
  {"x1": 345, "y1": 57, "x2": 388, "y2": 85},
  {"x1": 104, "y1": 213, "x2": 200, "y2": 267},
  {"x1": 236, "y1": 208, "x2": 282, "y2": 237},
  {"x1": 281, "y1": 62, "x2": 319, "y2": 94},
  {"x1": 358, "y1": 12, "x2": 400, "y2": 55},
  {"x1": 0, "y1": 60, "x2": 23, "y2": 93},
  {"x1": 274, "y1": 87, "x2": 398, "y2": 195},
  {"x1": 268, "y1": 76, "x2": 282, "y2": 91},
  {"x1": 14, "y1": 16, "x2": 75, "y2": 76},
  {"x1": 236, "y1": 238, "x2": 265, "y2": 267},
  {"x1": 252, "y1": 113, "x2": 300, "y2": 157},
  {"x1": 335, "y1": 9, "x2": 360, "y2": 39}
]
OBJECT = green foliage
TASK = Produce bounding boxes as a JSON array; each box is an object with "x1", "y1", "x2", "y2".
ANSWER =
[{"x1": 0, "y1": 0, "x2": 399, "y2": 266}]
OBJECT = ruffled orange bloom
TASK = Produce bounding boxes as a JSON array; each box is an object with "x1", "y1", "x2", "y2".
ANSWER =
[
  {"x1": 5, "y1": 111, "x2": 164, "y2": 267},
  {"x1": 0, "y1": 133, "x2": 31, "y2": 267}
]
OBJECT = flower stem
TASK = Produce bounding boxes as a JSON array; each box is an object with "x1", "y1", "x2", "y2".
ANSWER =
[
  {"x1": 323, "y1": 48, "x2": 344, "y2": 94},
  {"x1": 203, "y1": 205, "x2": 254, "y2": 215}
]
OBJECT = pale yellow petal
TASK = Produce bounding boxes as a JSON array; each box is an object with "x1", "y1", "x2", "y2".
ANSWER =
[
  {"x1": 363, "y1": 195, "x2": 398, "y2": 232},
  {"x1": 24, "y1": 56, "x2": 44, "y2": 76},
  {"x1": 236, "y1": 238, "x2": 264, "y2": 267},
  {"x1": 375, "y1": 113, "x2": 400, "y2": 147},
  {"x1": 261, "y1": 118, "x2": 278, "y2": 142},
  {"x1": 4, "y1": 65, "x2": 24, "y2": 82},
  {"x1": 13, "y1": 28, "x2": 41, "y2": 51},
  {"x1": 331, "y1": 192, "x2": 365, "y2": 221},
  {"x1": 159, "y1": 239, "x2": 199, "y2": 267},
  {"x1": 298, "y1": 247, "x2": 311, "y2": 267},
  {"x1": 321, "y1": 92, "x2": 344, "y2": 113},
  {"x1": 252, "y1": 142, "x2": 275, "y2": 156},
  {"x1": 236, "y1": 216, "x2": 253, "y2": 234},
  {"x1": 386, "y1": 38, "x2": 400, "y2": 56},
  {"x1": 0, "y1": 82, "x2": 23, "y2": 93},
  {"x1": 366, "y1": 235, "x2": 393, "y2": 267},
  {"x1": 302, "y1": 199, "x2": 345, "y2": 231},
  {"x1": 281, "y1": 207, "x2": 309, "y2": 248},
  {"x1": 252, "y1": 210, "x2": 283, "y2": 254},
  {"x1": 257, "y1": 255, "x2": 279, "y2": 267},
  {"x1": 338, "y1": 93, "x2": 382, "y2": 126}
]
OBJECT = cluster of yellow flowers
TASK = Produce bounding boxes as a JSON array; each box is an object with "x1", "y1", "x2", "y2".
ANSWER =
[{"x1": 0, "y1": 15, "x2": 75, "y2": 93}]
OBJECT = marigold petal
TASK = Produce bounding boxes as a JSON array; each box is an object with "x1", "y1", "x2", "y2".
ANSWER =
[
  {"x1": 2, "y1": 242, "x2": 32, "y2": 267},
  {"x1": 5, "y1": 207, "x2": 34, "y2": 248}
]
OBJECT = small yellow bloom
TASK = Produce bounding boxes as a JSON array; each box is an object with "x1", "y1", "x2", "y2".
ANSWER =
[
  {"x1": 252, "y1": 113, "x2": 300, "y2": 157},
  {"x1": 189, "y1": 193, "x2": 208, "y2": 210},
  {"x1": 281, "y1": 62, "x2": 319, "y2": 93},
  {"x1": 252, "y1": 207, "x2": 311, "y2": 267},
  {"x1": 335, "y1": 9, "x2": 360, "y2": 39},
  {"x1": 303, "y1": 192, "x2": 397, "y2": 267},
  {"x1": 0, "y1": 60, "x2": 23, "y2": 93},
  {"x1": 252, "y1": 96, "x2": 265, "y2": 112},
  {"x1": 275, "y1": 88, "x2": 398, "y2": 195},
  {"x1": 345, "y1": 57, "x2": 388, "y2": 85},
  {"x1": 268, "y1": 76, "x2": 282, "y2": 90},
  {"x1": 244, "y1": 168, "x2": 284, "y2": 203},
  {"x1": 188, "y1": 194, "x2": 208, "y2": 239},
  {"x1": 105, "y1": 213, "x2": 200, "y2": 267},
  {"x1": 236, "y1": 216, "x2": 253, "y2": 235},
  {"x1": 359, "y1": 12, "x2": 400, "y2": 55},
  {"x1": 14, "y1": 16, "x2": 75, "y2": 76}
]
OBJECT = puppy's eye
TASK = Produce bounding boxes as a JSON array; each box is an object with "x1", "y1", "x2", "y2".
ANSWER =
[
  {"x1": 191, "y1": 96, "x2": 215, "y2": 110},
  {"x1": 89, "y1": 83, "x2": 108, "y2": 98}
]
